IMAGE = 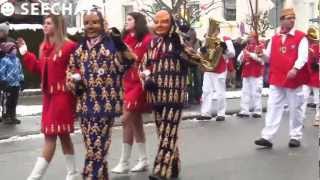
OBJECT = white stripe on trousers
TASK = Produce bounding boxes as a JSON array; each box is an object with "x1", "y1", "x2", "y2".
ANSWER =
[{"x1": 261, "y1": 85, "x2": 304, "y2": 141}]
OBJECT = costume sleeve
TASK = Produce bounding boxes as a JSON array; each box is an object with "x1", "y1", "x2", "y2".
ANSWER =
[
  {"x1": 140, "y1": 46, "x2": 153, "y2": 75},
  {"x1": 66, "y1": 53, "x2": 80, "y2": 93},
  {"x1": 22, "y1": 51, "x2": 41, "y2": 75}
]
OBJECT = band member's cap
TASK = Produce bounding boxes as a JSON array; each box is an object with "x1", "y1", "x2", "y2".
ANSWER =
[{"x1": 280, "y1": 8, "x2": 295, "y2": 19}]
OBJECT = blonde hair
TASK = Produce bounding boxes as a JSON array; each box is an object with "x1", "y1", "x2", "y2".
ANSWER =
[{"x1": 40, "y1": 14, "x2": 68, "y2": 57}]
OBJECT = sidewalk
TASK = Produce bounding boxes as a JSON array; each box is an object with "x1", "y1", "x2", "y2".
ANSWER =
[{"x1": 0, "y1": 97, "x2": 269, "y2": 140}]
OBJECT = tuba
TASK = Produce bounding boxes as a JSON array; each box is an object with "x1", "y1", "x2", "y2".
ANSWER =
[
  {"x1": 177, "y1": 18, "x2": 224, "y2": 71},
  {"x1": 200, "y1": 18, "x2": 224, "y2": 71}
]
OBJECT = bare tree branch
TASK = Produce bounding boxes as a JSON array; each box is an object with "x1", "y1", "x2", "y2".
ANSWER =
[{"x1": 140, "y1": 0, "x2": 221, "y2": 26}]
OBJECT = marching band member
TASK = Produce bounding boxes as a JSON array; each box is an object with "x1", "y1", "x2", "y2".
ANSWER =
[
  {"x1": 302, "y1": 26, "x2": 320, "y2": 126},
  {"x1": 237, "y1": 32, "x2": 265, "y2": 118},
  {"x1": 254, "y1": 7, "x2": 309, "y2": 148},
  {"x1": 197, "y1": 19, "x2": 235, "y2": 121}
]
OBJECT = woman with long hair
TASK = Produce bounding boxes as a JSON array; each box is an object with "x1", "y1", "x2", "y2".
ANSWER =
[
  {"x1": 17, "y1": 15, "x2": 80, "y2": 180},
  {"x1": 66, "y1": 9, "x2": 134, "y2": 179},
  {"x1": 112, "y1": 12, "x2": 153, "y2": 174}
]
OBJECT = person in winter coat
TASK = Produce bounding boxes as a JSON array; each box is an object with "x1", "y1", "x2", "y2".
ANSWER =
[
  {"x1": 0, "y1": 22, "x2": 15, "y2": 123},
  {"x1": 0, "y1": 42, "x2": 24, "y2": 124}
]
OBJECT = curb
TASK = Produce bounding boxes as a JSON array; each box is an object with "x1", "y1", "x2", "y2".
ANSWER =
[{"x1": 0, "y1": 106, "x2": 269, "y2": 141}]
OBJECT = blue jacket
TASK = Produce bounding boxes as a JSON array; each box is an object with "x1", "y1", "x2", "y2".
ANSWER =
[{"x1": 0, "y1": 54, "x2": 24, "y2": 87}]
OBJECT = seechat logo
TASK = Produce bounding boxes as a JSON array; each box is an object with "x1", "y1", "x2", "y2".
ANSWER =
[
  {"x1": 0, "y1": 1, "x2": 15, "y2": 17},
  {"x1": 0, "y1": 0, "x2": 74, "y2": 16}
]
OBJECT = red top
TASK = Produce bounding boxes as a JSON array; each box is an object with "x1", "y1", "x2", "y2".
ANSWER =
[
  {"x1": 22, "y1": 40, "x2": 77, "y2": 135},
  {"x1": 213, "y1": 36, "x2": 232, "y2": 73},
  {"x1": 306, "y1": 42, "x2": 320, "y2": 87},
  {"x1": 123, "y1": 33, "x2": 153, "y2": 112},
  {"x1": 123, "y1": 33, "x2": 153, "y2": 62},
  {"x1": 23, "y1": 40, "x2": 78, "y2": 94},
  {"x1": 241, "y1": 42, "x2": 264, "y2": 77},
  {"x1": 269, "y1": 30, "x2": 309, "y2": 88}
]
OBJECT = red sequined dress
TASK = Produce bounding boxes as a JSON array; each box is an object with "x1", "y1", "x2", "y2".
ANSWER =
[{"x1": 123, "y1": 33, "x2": 153, "y2": 112}]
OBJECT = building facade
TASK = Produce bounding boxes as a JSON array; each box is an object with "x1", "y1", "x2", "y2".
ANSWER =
[{"x1": 92, "y1": 0, "x2": 319, "y2": 39}]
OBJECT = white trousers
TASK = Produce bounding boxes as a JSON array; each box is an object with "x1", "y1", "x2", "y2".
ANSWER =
[
  {"x1": 302, "y1": 85, "x2": 320, "y2": 119},
  {"x1": 261, "y1": 85, "x2": 304, "y2": 141},
  {"x1": 200, "y1": 71, "x2": 227, "y2": 117},
  {"x1": 240, "y1": 77, "x2": 263, "y2": 115}
]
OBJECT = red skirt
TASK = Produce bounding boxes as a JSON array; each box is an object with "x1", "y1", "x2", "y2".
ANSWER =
[
  {"x1": 41, "y1": 92, "x2": 76, "y2": 135},
  {"x1": 123, "y1": 66, "x2": 150, "y2": 112}
]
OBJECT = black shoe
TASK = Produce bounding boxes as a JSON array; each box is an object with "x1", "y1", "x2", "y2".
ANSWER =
[
  {"x1": 4, "y1": 118, "x2": 21, "y2": 125},
  {"x1": 252, "y1": 113, "x2": 262, "y2": 118},
  {"x1": 13, "y1": 118, "x2": 21, "y2": 124},
  {"x1": 237, "y1": 113, "x2": 250, "y2": 118},
  {"x1": 149, "y1": 175, "x2": 165, "y2": 180},
  {"x1": 171, "y1": 158, "x2": 180, "y2": 178},
  {"x1": 288, "y1": 139, "x2": 301, "y2": 148},
  {"x1": 307, "y1": 103, "x2": 316, "y2": 108},
  {"x1": 216, "y1": 116, "x2": 225, "y2": 121},
  {"x1": 0, "y1": 117, "x2": 2, "y2": 123},
  {"x1": 196, "y1": 115, "x2": 212, "y2": 121},
  {"x1": 254, "y1": 138, "x2": 273, "y2": 148}
]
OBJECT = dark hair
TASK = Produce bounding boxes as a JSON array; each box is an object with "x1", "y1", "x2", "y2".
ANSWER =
[{"x1": 122, "y1": 12, "x2": 149, "y2": 42}]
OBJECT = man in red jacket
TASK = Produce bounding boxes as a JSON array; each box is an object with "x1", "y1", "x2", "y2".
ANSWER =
[{"x1": 254, "y1": 7, "x2": 309, "y2": 148}]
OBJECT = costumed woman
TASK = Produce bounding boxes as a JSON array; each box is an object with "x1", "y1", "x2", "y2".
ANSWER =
[
  {"x1": 17, "y1": 14, "x2": 80, "y2": 180},
  {"x1": 140, "y1": 10, "x2": 203, "y2": 180},
  {"x1": 66, "y1": 9, "x2": 134, "y2": 180},
  {"x1": 112, "y1": 12, "x2": 153, "y2": 173}
]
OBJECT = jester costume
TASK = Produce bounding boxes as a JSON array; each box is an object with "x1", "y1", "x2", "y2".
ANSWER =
[
  {"x1": 67, "y1": 32, "x2": 133, "y2": 179},
  {"x1": 141, "y1": 11, "x2": 200, "y2": 180}
]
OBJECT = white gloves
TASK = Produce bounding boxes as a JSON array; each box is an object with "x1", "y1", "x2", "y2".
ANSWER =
[{"x1": 70, "y1": 73, "x2": 81, "y2": 81}]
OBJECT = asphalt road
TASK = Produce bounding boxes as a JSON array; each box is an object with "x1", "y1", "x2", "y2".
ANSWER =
[{"x1": 0, "y1": 108, "x2": 317, "y2": 180}]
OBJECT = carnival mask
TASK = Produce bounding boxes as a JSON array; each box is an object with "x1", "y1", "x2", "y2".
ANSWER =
[
  {"x1": 154, "y1": 10, "x2": 172, "y2": 36},
  {"x1": 84, "y1": 11, "x2": 103, "y2": 38}
]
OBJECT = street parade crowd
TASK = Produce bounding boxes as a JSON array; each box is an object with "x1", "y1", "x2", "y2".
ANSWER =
[{"x1": 0, "y1": 4, "x2": 318, "y2": 180}]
